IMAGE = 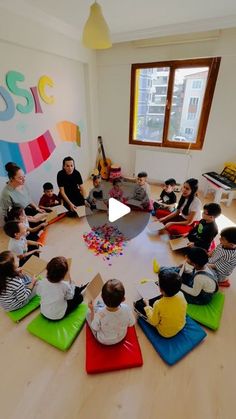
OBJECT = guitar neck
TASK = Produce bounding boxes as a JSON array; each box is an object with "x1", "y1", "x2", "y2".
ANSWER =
[{"x1": 98, "y1": 136, "x2": 107, "y2": 166}]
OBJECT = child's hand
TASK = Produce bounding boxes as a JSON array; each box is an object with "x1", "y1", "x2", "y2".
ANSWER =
[
  {"x1": 41, "y1": 222, "x2": 48, "y2": 228},
  {"x1": 37, "y1": 207, "x2": 46, "y2": 213},
  {"x1": 165, "y1": 222, "x2": 174, "y2": 228},
  {"x1": 88, "y1": 301, "x2": 94, "y2": 311},
  {"x1": 69, "y1": 203, "x2": 77, "y2": 212},
  {"x1": 36, "y1": 213, "x2": 47, "y2": 222},
  {"x1": 85, "y1": 200, "x2": 90, "y2": 207},
  {"x1": 37, "y1": 242, "x2": 43, "y2": 248},
  {"x1": 187, "y1": 242, "x2": 194, "y2": 248},
  {"x1": 31, "y1": 275, "x2": 38, "y2": 286},
  {"x1": 143, "y1": 299, "x2": 149, "y2": 306},
  {"x1": 34, "y1": 249, "x2": 42, "y2": 254}
]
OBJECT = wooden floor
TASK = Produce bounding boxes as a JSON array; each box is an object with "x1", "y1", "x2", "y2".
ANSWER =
[{"x1": 0, "y1": 185, "x2": 236, "y2": 419}]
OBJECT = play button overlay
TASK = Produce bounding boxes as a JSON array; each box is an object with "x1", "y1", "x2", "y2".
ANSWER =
[
  {"x1": 85, "y1": 183, "x2": 151, "y2": 240},
  {"x1": 108, "y1": 198, "x2": 130, "y2": 222}
]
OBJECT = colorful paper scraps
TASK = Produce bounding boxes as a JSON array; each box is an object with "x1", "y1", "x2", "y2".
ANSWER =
[{"x1": 83, "y1": 224, "x2": 127, "y2": 264}]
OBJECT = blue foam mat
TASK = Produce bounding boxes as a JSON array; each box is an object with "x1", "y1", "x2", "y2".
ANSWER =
[{"x1": 138, "y1": 315, "x2": 207, "y2": 365}]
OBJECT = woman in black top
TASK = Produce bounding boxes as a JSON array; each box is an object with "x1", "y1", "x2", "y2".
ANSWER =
[{"x1": 57, "y1": 157, "x2": 86, "y2": 214}]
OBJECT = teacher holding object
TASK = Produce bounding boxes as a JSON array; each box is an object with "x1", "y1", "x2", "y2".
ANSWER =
[
  {"x1": 57, "y1": 156, "x2": 86, "y2": 215},
  {"x1": 0, "y1": 162, "x2": 45, "y2": 221}
]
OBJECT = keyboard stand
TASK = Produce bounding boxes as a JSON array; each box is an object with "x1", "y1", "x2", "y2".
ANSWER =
[{"x1": 203, "y1": 178, "x2": 235, "y2": 207}]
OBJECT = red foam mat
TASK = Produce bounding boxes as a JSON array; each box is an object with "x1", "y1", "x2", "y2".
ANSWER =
[{"x1": 86, "y1": 324, "x2": 143, "y2": 374}]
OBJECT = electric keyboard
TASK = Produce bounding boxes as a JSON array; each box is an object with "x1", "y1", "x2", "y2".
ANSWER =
[{"x1": 202, "y1": 172, "x2": 236, "y2": 190}]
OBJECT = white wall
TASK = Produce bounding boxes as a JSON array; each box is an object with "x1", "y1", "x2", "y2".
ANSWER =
[
  {"x1": 0, "y1": 6, "x2": 99, "y2": 203},
  {"x1": 97, "y1": 28, "x2": 236, "y2": 189}
]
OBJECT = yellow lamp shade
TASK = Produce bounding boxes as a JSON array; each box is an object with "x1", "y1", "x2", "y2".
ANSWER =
[{"x1": 82, "y1": 2, "x2": 112, "y2": 50}]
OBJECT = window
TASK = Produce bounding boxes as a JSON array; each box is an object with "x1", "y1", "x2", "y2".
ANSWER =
[
  {"x1": 192, "y1": 80, "x2": 202, "y2": 89},
  {"x1": 185, "y1": 128, "x2": 194, "y2": 135},
  {"x1": 189, "y1": 97, "x2": 199, "y2": 105},
  {"x1": 129, "y1": 57, "x2": 221, "y2": 150},
  {"x1": 187, "y1": 112, "x2": 196, "y2": 120},
  {"x1": 185, "y1": 127, "x2": 194, "y2": 140}
]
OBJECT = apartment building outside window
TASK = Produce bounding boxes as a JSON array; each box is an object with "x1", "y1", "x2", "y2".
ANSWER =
[{"x1": 129, "y1": 57, "x2": 221, "y2": 150}]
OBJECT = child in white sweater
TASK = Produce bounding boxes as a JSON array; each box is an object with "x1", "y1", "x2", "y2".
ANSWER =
[
  {"x1": 36, "y1": 256, "x2": 86, "y2": 320},
  {"x1": 87, "y1": 279, "x2": 135, "y2": 345}
]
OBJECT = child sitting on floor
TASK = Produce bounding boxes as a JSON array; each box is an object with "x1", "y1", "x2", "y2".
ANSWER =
[
  {"x1": 86, "y1": 175, "x2": 105, "y2": 210},
  {"x1": 36, "y1": 256, "x2": 86, "y2": 320},
  {"x1": 208, "y1": 227, "x2": 236, "y2": 285},
  {"x1": 39, "y1": 182, "x2": 60, "y2": 211},
  {"x1": 6, "y1": 205, "x2": 47, "y2": 242},
  {"x1": 180, "y1": 247, "x2": 218, "y2": 305},
  {"x1": 134, "y1": 269, "x2": 186, "y2": 338},
  {"x1": 153, "y1": 178, "x2": 177, "y2": 213},
  {"x1": 187, "y1": 203, "x2": 221, "y2": 251},
  {"x1": 0, "y1": 251, "x2": 37, "y2": 311},
  {"x1": 4, "y1": 221, "x2": 42, "y2": 266},
  {"x1": 87, "y1": 279, "x2": 135, "y2": 345},
  {"x1": 129, "y1": 171, "x2": 151, "y2": 210},
  {"x1": 109, "y1": 178, "x2": 124, "y2": 201}
]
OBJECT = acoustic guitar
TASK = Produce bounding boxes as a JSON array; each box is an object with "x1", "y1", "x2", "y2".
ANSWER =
[
  {"x1": 90, "y1": 141, "x2": 101, "y2": 179},
  {"x1": 98, "y1": 136, "x2": 111, "y2": 180}
]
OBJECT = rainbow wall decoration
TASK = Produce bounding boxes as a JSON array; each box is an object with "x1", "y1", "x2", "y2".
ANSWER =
[{"x1": 0, "y1": 121, "x2": 81, "y2": 176}]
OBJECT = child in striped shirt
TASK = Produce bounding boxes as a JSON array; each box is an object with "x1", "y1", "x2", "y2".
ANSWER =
[
  {"x1": 208, "y1": 227, "x2": 236, "y2": 283},
  {"x1": 0, "y1": 251, "x2": 37, "y2": 311}
]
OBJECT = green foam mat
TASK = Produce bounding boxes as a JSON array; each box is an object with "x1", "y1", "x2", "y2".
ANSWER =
[
  {"x1": 187, "y1": 292, "x2": 225, "y2": 330},
  {"x1": 7, "y1": 296, "x2": 41, "y2": 323},
  {"x1": 27, "y1": 303, "x2": 87, "y2": 350}
]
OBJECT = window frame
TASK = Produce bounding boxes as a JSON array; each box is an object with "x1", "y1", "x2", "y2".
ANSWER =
[{"x1": 129, "y1": 57, "x2": 221, "y2": 150}]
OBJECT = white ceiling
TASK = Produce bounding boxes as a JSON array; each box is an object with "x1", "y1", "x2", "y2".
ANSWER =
[{"x1": 1, "y1": 0, "x2": 236, "y2": 42}]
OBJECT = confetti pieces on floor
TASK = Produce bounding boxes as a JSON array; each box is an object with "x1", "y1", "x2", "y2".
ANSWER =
[{"x1": 83, "y1": 224, "x2": 128, "y2": 264}]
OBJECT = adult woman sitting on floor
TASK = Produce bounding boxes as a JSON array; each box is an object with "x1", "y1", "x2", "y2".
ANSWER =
[
  {"x1": 57, "y1": 156, "x2": 86, "y2": 216},
  {"x1": 0, "y1": 162, "x2": 45, "y2": 223},
  {"x1": 156, "y1": 178, "x2": 202, "y2": 237}
]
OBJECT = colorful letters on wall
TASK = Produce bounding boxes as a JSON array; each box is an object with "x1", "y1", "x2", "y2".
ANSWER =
[
  {"x1": 0, "y1": 71, "x2": 54, "y2": 121},
  {"x1": 0, "y1": 71, "x2": 81, "y2": 175}
]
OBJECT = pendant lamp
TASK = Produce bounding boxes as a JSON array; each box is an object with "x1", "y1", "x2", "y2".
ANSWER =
[{"x1": 82, "y1": 1, "x2": 112, "y2": 50}]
